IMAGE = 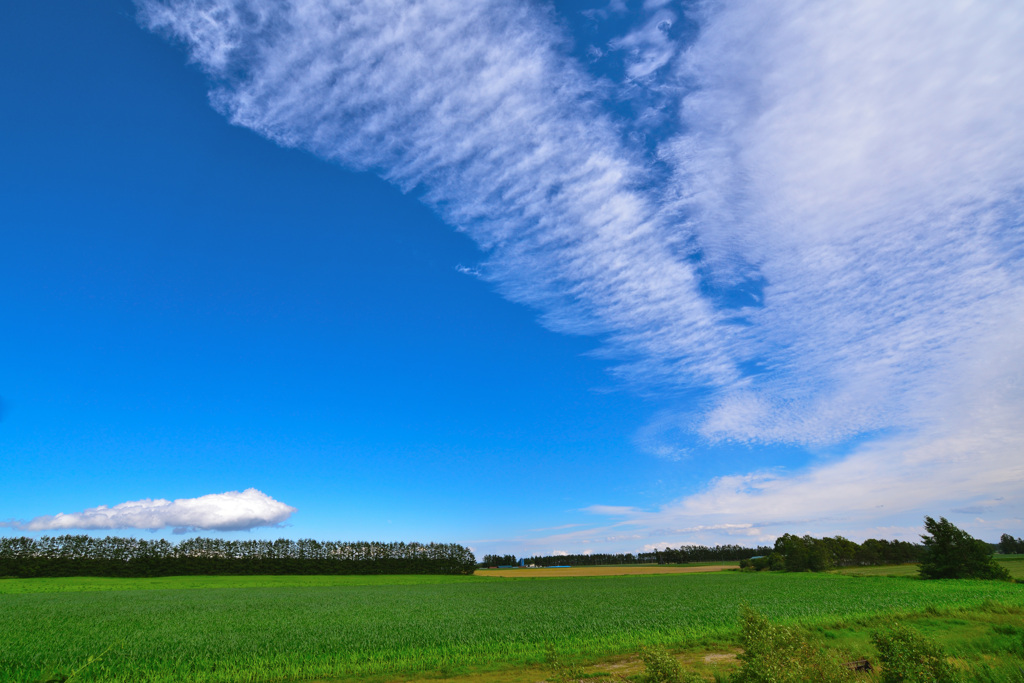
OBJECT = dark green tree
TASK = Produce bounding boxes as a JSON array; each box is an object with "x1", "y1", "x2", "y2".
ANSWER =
[
  {"x1": 774, "y1": 533, "x2": 832, "y2": 571},
  {"x1": 998, "y1": 533, "x2": 1024, "y2": 554},
  {"x1": 918, "y1": 516, "x2": 1011, "y2": 580},
  {"x1": 481, "y1": 554, "x2": 517, "y2": 567}
]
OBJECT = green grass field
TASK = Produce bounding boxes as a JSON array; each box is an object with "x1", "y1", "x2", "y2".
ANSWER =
[
  {"x1": 833, "y1": 556, "x2": 1024, "y2": 580},
  {"x1": 2, "y1": 571, "x2": 1022, "y2": 682}
]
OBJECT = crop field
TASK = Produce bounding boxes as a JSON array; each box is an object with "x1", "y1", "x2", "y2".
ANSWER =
[{"x1": 1, "y1": 572, "x2": 1022, "y2": 682}]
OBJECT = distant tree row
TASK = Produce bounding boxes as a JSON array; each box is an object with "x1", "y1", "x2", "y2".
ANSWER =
[
  {"x1": 998, "y1": 533, "x2": 1024, "y2": 554},
  {"x1": 743, "y1": 534, "x2": 926, "y2": 572},
  {"x1": 481, "y1": 554, "x2": 521, "y2": 567},
  {"x1": 523, "y1": 552, "x2": 648, "y2": 567},
  {"x1": 481, "y1": 544, "x2": 773, "y2": 568},
  {"x1": 648, "y1": 544, "x2": 775, "y2": 564},
  {"x1": 742, "y1": 517, "x2": 1012, "y2": 581},
  {"x1": 0, "y1": 535, "x2": 477, "y2": 577},
  {"x1": 519, "y1": 552, "x2": 657, "y2": 567}
]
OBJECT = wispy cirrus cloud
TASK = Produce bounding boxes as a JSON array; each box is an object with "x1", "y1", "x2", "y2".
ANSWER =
[
  {"x1": 667, "y1": 0, "x2": 1024, "y2": 446},
  {"x1": 609, "y1": 9, "x2": 678, "y2": 81},
  {"x1": 5, "y1": 489, "x2": 296, "y2": 533},
  {"x1": 636, "y1": 0, "x2": 1023, "y2": 543},
  {"x1": 134, "y1": 0, "x2": 1024, "y2": 549},
  {"x1": 136, "y1": 0, "x2": 737, "y2": 391},
  {"x1": 574, "y1": 0, "x2": 1024, "y2": 548}
]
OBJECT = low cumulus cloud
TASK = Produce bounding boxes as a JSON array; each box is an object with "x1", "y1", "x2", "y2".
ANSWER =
[{"x1": 8, "y1": 489, "x2": 296, "y2": 533}]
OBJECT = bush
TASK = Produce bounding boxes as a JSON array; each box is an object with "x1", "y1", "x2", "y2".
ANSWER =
[
  {"x1": 740, "y1": 554, "x2": 784, "y2": 572},
  {"x1": 636, "y1": 646, "x2": 703, "y2": 683},
  {"x1": 870, "y1": 622, "x2": 959, "y2": 683},
  {"x1": 732, "y1": 607, "x2": 852, "y2": 683},
  {"x1": 544, "y1": 643, "x2": 584, "y2": 683}
]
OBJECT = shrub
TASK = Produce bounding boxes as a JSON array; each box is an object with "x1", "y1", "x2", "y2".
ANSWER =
[
  {"x1": 636, "y1": 646, "x2": 703, "y2": 683},
  {"x1": 870, "y1": 622, "x2": 959, "y2": 683},
  {"x1": 739, "y1": 554, "x2": 784, "y2": 572},
  {"x1": 544, "y1": 643, "x2": 584, "y2": 683},
  {"x1": 732, "y1": 607, "x2": 851, "y2": 683}
]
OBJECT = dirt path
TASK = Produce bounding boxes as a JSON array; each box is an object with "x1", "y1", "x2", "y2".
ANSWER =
[
  {"x1": 316, "y1": 649, "x2": 741, "y2": 683},
  {"x1": 474, "y1": 565, "x2": 736, "y2": 578}
]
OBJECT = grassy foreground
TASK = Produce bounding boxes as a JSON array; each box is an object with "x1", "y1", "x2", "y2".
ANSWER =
[{"x1": 2, "y1": 571, "x2": 1022, "y2": 682}]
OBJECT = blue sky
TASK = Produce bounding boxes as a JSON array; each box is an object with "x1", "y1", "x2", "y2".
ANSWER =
[{"x1": 2, "y1": 0, "x2": 1022, "y2": 557}]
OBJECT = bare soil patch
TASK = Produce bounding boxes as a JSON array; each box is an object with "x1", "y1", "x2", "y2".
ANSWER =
[
  {"x1": 703, "y1": 652, "x2": 739, "y2": 664},
  {"x1": 474, "y1": 565, "x2": 736, "y2": 578}
]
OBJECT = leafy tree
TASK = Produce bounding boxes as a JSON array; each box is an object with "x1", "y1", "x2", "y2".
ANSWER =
[
  {"x1": 821, "y1": 535, "x2": 860, "y2": 567},
  {"x1": 918, "y1": 517, "x2": 1011, "y2": 581},
  {"x1": 998, "y1": 533, "x2": 1024, "y2": 554},
  {"x1": 774, "y1": 533, "x2": 833, "y2": 571}
]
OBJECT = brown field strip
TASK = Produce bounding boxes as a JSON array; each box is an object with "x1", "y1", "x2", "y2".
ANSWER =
[{"x1": 474, "y1": 565, "x2": 736, "y2": 577}]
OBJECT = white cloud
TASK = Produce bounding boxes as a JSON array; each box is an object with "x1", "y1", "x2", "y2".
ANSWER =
[
  {"x1": 553, "y1": 386, "x2": 1024, "y2": 548},
  {"x1": 583, "y1": 0, "x2": 1024, "y2": 547},
  {"x1": 11, "y1": 489, "x2": 296, "y2": 533},
  {"x1": 577, "y1": 405, "x2": 1024, "y2": 546},
  {"x1": 584, "y1": 505, "x2": 641, "y2": 517},
  {"x1": 501, "y1": 385, "x2": 1024, "y2": 551},
  {"x1": 134, "y1": 0, "x2": 1024, "y2": 548},
  {"x1": 609, "y1": 9, "x2": 678, "y2": 80},
  {"x1": 136, "y1": 0, "x2": 739, "y2": 393},
  {"x1": 667, "y1": 0, "x2": 1024, "y2": 445}
]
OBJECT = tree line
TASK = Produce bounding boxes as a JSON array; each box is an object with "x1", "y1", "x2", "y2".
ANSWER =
[
  {"x1": 486, "y1": 518, "x2": 1016, "y2": 581},
  {"x1": 647, "y1": 544, "x2": 775, "y2": 564},
  {"x1": 0, "y1": 535, "x2": 477, "y2": 577},
  {"x1": 743, "y1": 534, "x2": 926, "y2": 572},
  {"x1": 743, "y1": 517, "x2": 1012, "y2": 581},
  {"x1": 998, "y1": 533, "x2": 1024, "y2": 554},
  {"x1": 482, "y1": 544, "x2": 773, "y2": 568}
]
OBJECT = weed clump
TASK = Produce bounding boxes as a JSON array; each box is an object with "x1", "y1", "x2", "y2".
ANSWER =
[
  {"x1": 544, "y1": 643, "x2": 585, "y2": 683},
  {"x1": 870, "y1": 622, "x2": 959, "y2": 683},
  {"x1": 635, "y1": 645, "x2": 703, "y2": 683},
  {"x1": 731, "y1": 607, "x2": 851, "y2": 683}
]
